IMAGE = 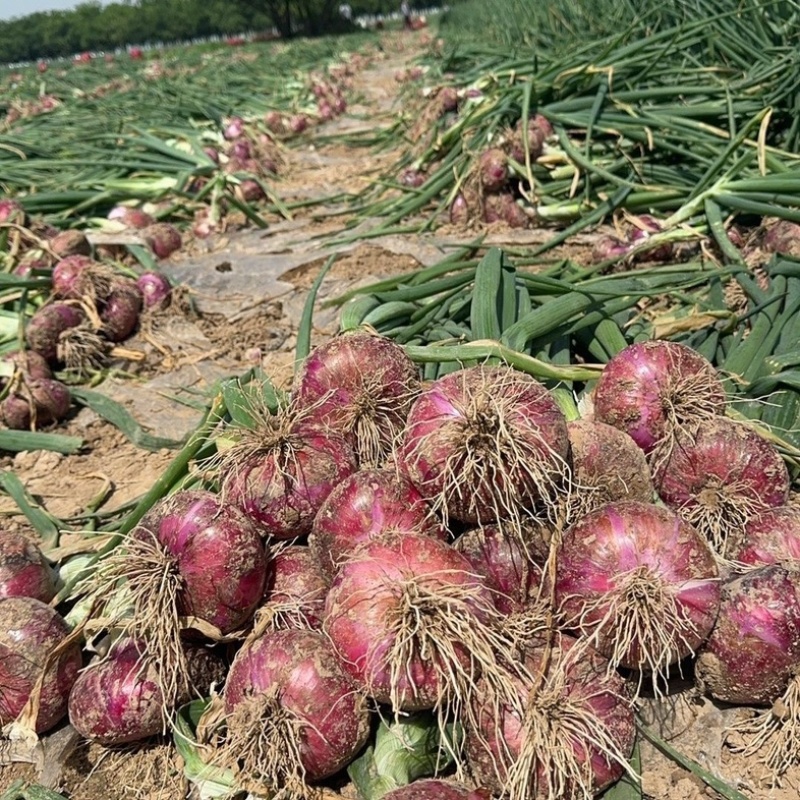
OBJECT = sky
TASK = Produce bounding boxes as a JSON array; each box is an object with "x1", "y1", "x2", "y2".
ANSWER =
[{"x1": 0, "y1": 0, "x2": 108, "y2": 21}]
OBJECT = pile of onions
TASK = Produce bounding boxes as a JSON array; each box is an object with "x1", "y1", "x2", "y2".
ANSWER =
[
  {"x1": 221, "y1": 628, "x2": 370, "y2": 796},
  {"x1": 291, "y1": 330, "x2": 420, "y2": 466},
  {"x1": 0, "y1": 531, "x2": 56, "y2": 602},
  {"x1": 555, "y1": 500, "x2": 720, "y2": 677},
  {"x1": 0, "y1": 597, "x2": 82, "y2": 733},
  {"x1": 400, "y1": 364, "x2": 571, "y2": 526},
  {"x1": 0, "y1": 350, "x2": 71, "y2": 430}
]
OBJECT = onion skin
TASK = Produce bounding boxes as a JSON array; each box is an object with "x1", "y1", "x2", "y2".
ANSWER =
[
  {"x1": 466, "y1": 635, "x2": 634, "y2": 798},
  {"x1": 222, "y1": 423, "x2": 356, "y2": 540},
  {"x1": 292, "y1": 331, "x2": 420, "y2": 467},
  {"x1": 593, "y1": 341, "x2": 726, "y2": 455},
  {"x1": 49, "y1": 229, "x2": 91, "y2": 258},
  {"x1": 0, "y1": 531, "x2": 56, "y2": 602},
  {"x1": 25, "y1": 302, "x2": 84, "y2": 362},
  {"x1": 224, "y1": 628, "x2": 370, "y2": 782},
  {"x1": 1, "y1": 377, "x2": 71, "y2": 430},
  {"x1": 142, "y1": 222, "x2": 182, "y2": 260},
  {"x1": 107, "y1": 206, "x2": 155, "y2": 229},
  {"x1": 695, "y1": 565, "x2": 800, "y2": 705},
  {"x1": 51, "y1": 255, "x2": 98, "y2": 299},
  {"x1": 383, "y1": 780, "x2": 491, "y2": 799},
  {"x1": 0, "y1": 597, "x2": 82, "y2": 733},
  {"x1": 400, "y1": 365, "x2": 570, "y2": 525},
  {"x1": 136, "y1": 271, "x2": 172, "y2": 309},
  {"x1": 263, "y1": 545, "x2": 330, "y2": 629},
  {"x1": 731, "y1": 506, "x2": 800, "y2": 566},
  {"x1": 134, "y1": 490, "x2": 268, "y2": 633},
  {"x1": 324, "y1": 533, "x2": 496, "y2": 710},
  {"x1": 68, "y1": 638, "x2": 227, "y2": 745},
  {"x1": 656, "y1": 418, "x2": 790, "y2": 555},
  {"x1": 309, "y1": 468, "x2": 444, "y2": 576},
  {"x1": 478, "y1": 148, "x2": 508, "y2": 192},
  {"x1": 100, "y1": 278, "x2": 143, "y2": 342},
  {"x1": 555, "y1": 500, "x2": 720, "y2": 670}
]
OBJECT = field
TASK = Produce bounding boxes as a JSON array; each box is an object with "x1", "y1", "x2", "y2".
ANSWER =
[{"x1": 3, "y1": 3, "x2": 800, "y2": 799}]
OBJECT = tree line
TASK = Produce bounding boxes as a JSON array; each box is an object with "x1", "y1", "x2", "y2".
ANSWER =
[{"x1": 0, "y1": 0, "x2": 417, "y2": 64}]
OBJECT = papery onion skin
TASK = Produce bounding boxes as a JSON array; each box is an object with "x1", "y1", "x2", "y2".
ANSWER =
[
  {"x1": 309, "y1": 468, "x2": 443, "y2": 576},
  {"x1": 224, "y1": 628, "x2": 370, "y2": 782},
  {"x1": 382, "y1": 780, "x2": 492, "y2": 799},
  {"x1": 695, "y1": 564, "x2": 800, "y2": 705},
  {"x1": 0, "y1": 597, "x2": 82, "y2": 733},
  {"x1": 466, "y1": 635, "x2": 634, "y2": 798},
  {"x1": 324, "y1": 533, "x2": 496, "y2": 710},
  {"x1": 400, "y1": 365, "x2": 570, "y2": 525},
  {"x1": 731, "y1": 506, "x2": 800, "y2": 566},
  {"x1": 263, "y1": 545, "x2": 330, "y2": 629},
  {"x1": 555, "y1": 500, "x2": 720, "y2": 670},
  {"x1": 25, "y1": 302, "x2": 85, "y2": 362},
  {"x1": 0, "y1": 531, "x2": 56, "y2": 602},
  {"x1": 136, "y1": 271, "x2": 172, "y2": 310},
  {"x1": 222, "y1": 424, "x2": 356, "y2": 540},
  {"x1": 1, "y1": 377, "x2": 71, "y2": 430},
  {"x1": 134, "y1": 490, "x2": 268, "y2": 633},
  {"x1": 101, "y1": 278, "x2": 143, "y2": 342},
  {"x1": 593, "y1": 341, "x2": 726, "y2": 455},
  {"x1": 68, "y1": 637, "x2": 227, "y2": 745},
  {"x1": 51, "y1": 255, "x2": 98, "y2": 299},
  {"x1": 656, "y1": 418, "x2": 791, "y2": 555}
]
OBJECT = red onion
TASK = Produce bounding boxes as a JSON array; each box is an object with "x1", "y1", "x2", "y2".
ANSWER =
[
  {"x1": 292, "y1": 330, "x2": 420, "y2": 466},
  {"x1": 400, "y1": 365, "x2": 571, "y2": 526},
  {"x1": 48, "y1": 229, "x2": 91, "y2": 258},
  {"x1": 289, "y1": 114, "x2": 309, "y2": 135},
  {"x1": 220, "y1": 417, "x2": 356, "y2": 540},
  {"x1": 466, "y1": 634, "x2": 635, "y2": 799},
  {"x1": 68, "y1": 637, "x2": 226, "y2": 745},
  {"x1": 51, "y1": 254, "x2": 98, "y2": 299},
  {"x1": 626, "y1": 214, "x2": 673, "y2": 261},
  {"x1": 309, "y1": 467, "x2": 443, "y2": 576},
  {"x1": 0, "y1": 199, "x2": 25, "y2": 225},
  {"x1": 0, "y1": 531, "x2": 56, "y2": 602},
  {"x1": 223, "y1": 628, "x2": 370, "y2": 793},
  {"x1": 107, "y1": 206, "x2": 155, "y2": 230},
  {"x1": 437, "y1": 86, "x2": 459, "y2": 114},
  {"x1": 762, "y1": 219, "x2": 800, "y2": 258},
  {"x1": 477, "y1": 148, "x2": 508, "y2": 193},
  {"x1": 592, "y1": 340, "x2": 727, "y2": 460},
  {"x1": 1, "y1": 376, "x2": 71, "y2": 430},
  {"x1": 223, "y1": 116, "x2": 244, "y2": 140},
  {"x1": 229, "y1": 137, "x2": 252, "y2": 161},
  {"x1": 566, "y1": 418, "x2": 654, "y2": 520},
  {"x1": 136, "y1": 271, "x2": 172, "y2": 310},
  {"x1": 695, "y1": 564, "x2": 800, "y2": 705},
  {"x1": 142, "y1": 222, "x2": 182, "y2": 259},
  {"x1": 731, "y1": 506, "x2": 800, "y2": 566},
  {"x1": 0, "y1": 597, "x2": 82, "y2": 733},
  {"x1": 508, "y1": 114, "x2": 552, "y2": 162},
  {"x1": 449, "y1": 193, "x2": 470, "y2": 225},
  {"x1": 260, "y1": 545, "x2": 330, "y2": 630},
  {"x1": 400, "y1": 168, "x2": 426, "y2": 188},
  {"x1": 25, "y1": 302, "x2": 84, "y2": 362},
  {"x1": 100, "y1": 277, "x2": 143, "y2": 342},
  {"x1": 482, "y1": 193, "x2": 528, "y2": 228},
  {"x1": 324, "y1": 533, "x2": 504, "y2": 715},
  {"x1": 383, "y1": 781, "x2": 490, "y2": 799},
  {"x1": 97, "y1": 490, "x2": 267, "y2": 702},
  {"x1": 656, "y1": 418, "x2": 790, "y2": 556},
  {"x1": 591, "y1": 234, "x2": 631, "y2": 263},
  {"x1": 555, "y1": 500, "x2": 720, "y2": 675}
]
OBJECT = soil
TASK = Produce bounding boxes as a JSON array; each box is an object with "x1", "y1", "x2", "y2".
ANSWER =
[{"x1": 1, "y1": 26, "x2": 797, "y2": 800}]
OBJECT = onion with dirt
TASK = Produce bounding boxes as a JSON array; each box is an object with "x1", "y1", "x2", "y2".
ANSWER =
[
  {"x1": 221, "y1": 627, "x2": 370, "y2": 796},
  {"x1": 466, "y1": 634, "x2": 635, "y2": 800},
  {"x1": 0, "y1": 596, "x2": 82, "y2": 733},
  {"x1": 25, "y1": 301, "x2": 85, "y2": 363},
  {"x1": 400, "y1": 364, "x2": 571, "y2": 526},
  {"x1": 655, "y1": 418, "x2": 791, "y2": 556},
  {"x1": 291, "y1": 330, "x2": 420, "y2": 466},
  {"x1": 731, "y1": 505, "x2": 800, "y2": 566},
  {"x1": 555, "y1": 500, "x2": 720, "y2": 677},
  {"x1": 309, "y1": 467, "x2": 444, "y2": 576},
  {"x1": 382, "y1": 780, "x2": 491, "y2": 799},
  {"x1": 0, "y1": 531, "x2": 56, "y2": 602},
  {"x1": 592, "y1": 340, "x2": 727, "y2": 464},
  {"x1": 136, "y1": 271, "x2": 172, "y2": 310}
]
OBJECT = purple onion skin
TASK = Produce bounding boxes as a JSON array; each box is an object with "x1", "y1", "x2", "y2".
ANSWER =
[
  {"x1": 0, "y1": 597, "x2": 82, "y2": 733},
  {"x1": 383, "y1": 781, "x2": 491, "y2": 800},
  {"x1": 136, "y1": 271, "x2": 172, "y2": 310},
  {"x1": 134, "y1": 490, "x2": 268, "y2": 633},
  {"x1": 25, "y1": 302, "x2": 84, "y2": 362},
  {"x1": 224, "y1": 628, "x2": 370, "y2": 782},
  {"x1": 656, "y1": 419, "x2": 790, "y2": 532},
  {"x1": 555, "y1": 500, "x2": 720, "y2": 669},
  {"x1": 0, "y1": 531, "x2": 56, "y2": 602},
  {"x1": 51, "y1": 255, "x2": 97, "y2": 299},
  {"x1": 0, "y1": 199, "x2": 25, "y2": 225},
  {"x1": 1, "y1": 377, "x2": 71, "y2": 430},
  {"x1": 454, "y1": 524, "x2": 542, "y2": 615},
  {"x1": 263, "y1": 546, "x2": 330, "y2": 629},
  {"x1": 478, "y1": 148, "x2": 508, "y2": 192},
  {"x1": 466, "y1": 635, "x2": 634, "y2": 797},
  {"x1": 695, "y1": 564, "x2": 800, "y2": 705},
  {"x1": 450, "y1": 193, "x2": 469, "y2": 225},
  {"x1": 101, "y1": 279, "x2": 143, "y2": 342},
  {"x1": 68, "y1": 638, "x2": 226, "y2": 745},
  {"x1": 142, "y1": 222, "x2": 182, "y2": 260},
  {"x1": 49, "y1": 229, "x2": 91, "y2": 258},
  {"x1": 324, "y1": 533, "x2": 496, "y2": 710},
  {"x1": 309, "y1": 468, "x2": 444, "y2": 576},
  {"x1": 732, "y1": 506, "x2": 800, "y2": 566},
  {"x1": 108, "y1": 206, "x2": 155, "y2": 229},
  {"x1": 762, "y1": 219, "x2": 800, "y2": 258},
  {"x1": 593, "y1": 341, "x2": 726, "y2": 455},
  {"x1": 5, "y1": 350, "x2": 52, "y2": 381},
  {"x1": 222, "y1": 424, "x2": 356, "y2": 540}
]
